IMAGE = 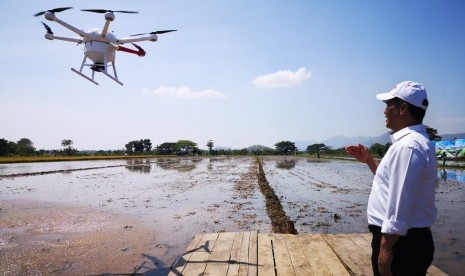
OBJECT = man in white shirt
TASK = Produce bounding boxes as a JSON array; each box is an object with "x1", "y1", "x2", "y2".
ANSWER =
[{"x1": 346, "y1": 81, "x2": 437, "y2": 276}]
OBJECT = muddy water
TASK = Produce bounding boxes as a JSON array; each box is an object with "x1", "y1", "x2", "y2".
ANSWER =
[
  {"x1": 0, "y1": 156, "x2": 464, "y2": 275},
  {"x1": 262, "y1": 156, "x2": 465, "y2": 276},
  {"x1": 0, "y1": 157, "x2": 271, "y2": 275},
  {"x1": 262, "y1": 157, "x2": 372, "y2": 234}
]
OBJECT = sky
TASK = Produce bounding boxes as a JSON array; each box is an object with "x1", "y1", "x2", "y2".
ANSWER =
[{"x1": 1, "y1": 1, "x2": 464, "y2": 150}]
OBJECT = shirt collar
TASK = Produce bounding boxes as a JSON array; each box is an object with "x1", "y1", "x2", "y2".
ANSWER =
[{"x1": 390, "y1": 124, "x2": 426, "y2": 143}]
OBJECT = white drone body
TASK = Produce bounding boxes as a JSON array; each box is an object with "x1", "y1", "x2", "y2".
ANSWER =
[{"x1": 36, "y1": 7, "x2": 175, "y2": 85}]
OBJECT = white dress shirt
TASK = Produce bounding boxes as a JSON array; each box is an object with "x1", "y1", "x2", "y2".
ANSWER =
[{"x1": 367, "y1": 124, "x2": 437, "y2": 235}]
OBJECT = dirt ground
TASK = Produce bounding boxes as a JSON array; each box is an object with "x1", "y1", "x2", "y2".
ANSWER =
[
  {"x1": 0, "y1": 200, "x2": 169, "y2": 275},
  {"x1": 0, "y1": 157, "x2": 270, "y2": 275}
]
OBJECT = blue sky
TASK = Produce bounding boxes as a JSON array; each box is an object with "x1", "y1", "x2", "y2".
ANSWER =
[{"x1": 1, "y1": 1, "x2": 464, "y2": 150}]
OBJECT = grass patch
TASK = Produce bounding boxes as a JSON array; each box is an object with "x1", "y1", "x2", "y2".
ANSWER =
[{"x1": 0, "y1": 155, "x2": 173, "y2": 164}]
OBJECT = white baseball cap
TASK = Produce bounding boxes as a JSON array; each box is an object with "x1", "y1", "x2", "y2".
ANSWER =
[{"x1": 376, "y1": 81, "x2": 428, "y2": 110}]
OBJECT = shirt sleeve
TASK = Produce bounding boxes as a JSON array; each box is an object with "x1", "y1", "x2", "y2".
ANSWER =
[{"x1": 381, "y1": 142, "x2": 425, "y2": 235}]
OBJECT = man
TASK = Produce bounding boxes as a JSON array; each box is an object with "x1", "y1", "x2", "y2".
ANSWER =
[{"x1": 346, "y1": 81, "x2": 437, "y2": 276}]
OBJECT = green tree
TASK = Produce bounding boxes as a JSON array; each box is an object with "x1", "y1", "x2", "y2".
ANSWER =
[
  {"x1": 175, "y1": 140, "x2": 199, "y2": 155},
  {"x1": 125, "y1": 140, "x2": 143, "y2": 155},
  {"x1": 125, "y1": 141, "x2": 134, "y2": 154},
  {"x1": 206, "y1": 140, "x2": 214, "y2": 154},
  {"x1": 306, "y1": 143, "x2": 326, "y2": 154},
  {"x1": 156, "y1": 142, "x2": 176, "y2": 155},
  {"x1": 274, "y1": 141, "x2": 297, "y2": 155},
  {"x1": 125, "y1": 139, "x2": 152, "y2": 155},
  {"x1": 248, "y1": 145, "x2": 275, "y2": 155},
  {"x1": 61, "y1": 139, "x2": 77, "y2": 156},
  {"x1": 17, "y1": 138, "x2": 35, "y2": 156},
  {"x1": 426, "y1": 125, "x2": 441, "y2": 141},
  {"x1": 369, "y1": 143, "x2": 384, "y2": 157},
  {"x1": 0, "y1": 138, "x2": 16, "y2": 156},
  {"x1": 141, "y1": 139, "x2": 152, "y2": 152}
]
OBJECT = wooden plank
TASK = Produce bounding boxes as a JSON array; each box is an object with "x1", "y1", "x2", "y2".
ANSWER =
[
  {"x1": 204, "y1": 234, "x2": 235, "y2": 276},
  {"x1": 298, "y1": 235, "x2": 333, "y2": 276},
  {"x1": 173, "y1": 232, "x2": 449, "y2": 276},
  {"x1": 227, "y1": 232, "x2": 244, "y2": 276},
  {"x1": 218, "y1": 231, "x2": 237, "y2": 241},
  {"x1": 168, "y1": 234, "x2": 204, "y2": 276},
  {"x1": 182, "y1": 252, "x2": 212, "y2": 276},
  {"x1": 204, "y1": 263, "x2": 230, "y2": 276},
  {"x1": 350, "y1": 233, "x2": 373, "y2": 256},
  {"x1": 248, "y1": 231, "x2": 258, "y2": 276},
  {"x1": 238, "y1": 231, "x2": 251, "y2": 276},
  {"x1": 347, "y1": 234, "x2": 373, "y2": 272},
  {"x1": 202, "y1": 232, "x2": 221, "y2": 252},
  {"x1": 257, "y1": 233, "x2": 275, "y2": 275},
  {"x1": 285, "y1": 234, "x2": 313, "y2": 276},
  {"x1": 182, "y1": 233, "x2": 219, "y2": 275},
  {"x1": 323, "y1": 234, "x2": 371, "y2": 275},
  {"x1": 212, "y1": 239, "x2": 235, "y2": 253},
  {"x1": 360, "y1": 232, "x2": 373, "y2": 244},
  {"x1": 272, "y1": 234, "x2": 295, "y2": 276},
  {"x1": 315, "y1": 235, "x2": 351, "y2": 276}
]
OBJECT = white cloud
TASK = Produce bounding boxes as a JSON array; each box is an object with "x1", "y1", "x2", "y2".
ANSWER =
[
  {"x1": 252, "y1": 67, "x2": 312, "y2": 88},
  {"x1": 144, "y1": 86, "x2": 226, "y2": 99}
]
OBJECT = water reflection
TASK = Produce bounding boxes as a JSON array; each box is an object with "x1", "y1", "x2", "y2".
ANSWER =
[
  {"x1": 438, "y1": 168, "x2": 465, "y2": 183},
  {"x1": 125, "y1": 159, "x2": 153, "y2": 174},
  {"x1": 275, "y1": 159, "x2": 297, "y2": 170},
  {"x1": 123, "y1": 158, "x2": 205, "y2": 173},
  {"x1": 155, "y1": 158, "x2": 202, "y2": 172},
  {"x1": 207, "y1": 157, "x2": 230, "y2": 171}
]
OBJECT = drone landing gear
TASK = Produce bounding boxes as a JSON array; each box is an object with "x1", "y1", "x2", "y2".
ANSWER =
[
  {"x1": 71, "y1": 55, "x2": 123, "y2": 85},
  {"x1": 71, "y1": 68, "x2": 99, "y2": 85},
  {"x1": 98, "y1": 66, "x2": 123, "y2": 86}
]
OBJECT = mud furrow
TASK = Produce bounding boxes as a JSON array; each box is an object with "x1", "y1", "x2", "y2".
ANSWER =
[{"x1": 255, "y1": 157, "x2": 296, "y2": 234}]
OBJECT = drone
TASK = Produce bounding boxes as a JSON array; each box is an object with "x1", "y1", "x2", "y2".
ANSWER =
[{"x1": 34, "y1": 7, "x2": 176, "y2": 85}]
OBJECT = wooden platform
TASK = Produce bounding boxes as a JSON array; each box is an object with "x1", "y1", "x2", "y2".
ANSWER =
[{"x1": 169, "y1": 231, "x2": 448, "y2": 276}]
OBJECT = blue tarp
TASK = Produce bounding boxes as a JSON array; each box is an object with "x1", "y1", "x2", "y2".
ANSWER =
[{"x1": 435, "y1": 139, "x2": 465, "y2": 158}]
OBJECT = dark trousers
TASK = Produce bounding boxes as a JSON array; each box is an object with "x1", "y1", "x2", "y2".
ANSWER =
[{"x1": 368, "y1": 225, "x2": 434, "y2": 276}]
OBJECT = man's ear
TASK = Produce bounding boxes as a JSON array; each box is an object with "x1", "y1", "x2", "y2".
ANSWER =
[{"x1": 399, "y1": 102, "x2": 409, "y2": 115}]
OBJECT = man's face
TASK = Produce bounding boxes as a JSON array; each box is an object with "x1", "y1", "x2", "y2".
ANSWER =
[{"x1": 384, "y1": 99, "x2": 404, "y2": 132}]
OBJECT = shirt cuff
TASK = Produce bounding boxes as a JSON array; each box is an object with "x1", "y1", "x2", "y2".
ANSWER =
[{"x1": 381, "y1": 220, "x2": 408, "y2": 235}]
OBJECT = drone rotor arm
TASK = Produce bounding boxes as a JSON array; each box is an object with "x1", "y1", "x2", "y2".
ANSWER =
[
  {"x1": 117, "y1": 35, "x2": 158, "y2": 44},
  {"x1": 45, "y1": 35, "x2": 83, "y2": 43},
  {"x1": 101, "y1": 19, "x2": 112, "y2": 38},
  {"x1": 49, "y1": 16, "x2": 88, "y2": 39}
]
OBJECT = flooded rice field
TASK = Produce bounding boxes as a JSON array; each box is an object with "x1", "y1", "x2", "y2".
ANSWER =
[{"x1": 0, "y1": 156, "x2": 464, "y2": 275}]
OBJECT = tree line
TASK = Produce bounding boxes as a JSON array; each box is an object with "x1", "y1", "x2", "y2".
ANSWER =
[
  {"x1": 0, "y1": 138, "x2": 80, "y2": 157},
  {"x1": 0, "y1": 126, "x2": 441, "y2": 158},
  {"x1": 0, "y1": 137, "x2": 378, "y2": 157}
]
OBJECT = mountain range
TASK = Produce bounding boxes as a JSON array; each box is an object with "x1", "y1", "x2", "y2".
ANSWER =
[{"x1": 295, "y1": 132, "x2": 465, "y2": 150}]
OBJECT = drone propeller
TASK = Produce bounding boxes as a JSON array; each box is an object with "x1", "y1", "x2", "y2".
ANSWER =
[
  {"x1": 130, "y1": 30, "x2": 177, "y2": 37},
  {"x1": 34, "y1": 7, "x2": 73, "y2": 17},
  {"x1": 81, "y1": 9, "x2": 138, "y2": 14},
  {"x1": 41, "y1": 22, "x2": 53, "y2": 34},
  {"x1": 131, "y1": 43, "x2": 145, "y2": 52}
]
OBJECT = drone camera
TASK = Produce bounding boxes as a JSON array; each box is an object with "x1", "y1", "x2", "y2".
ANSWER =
[{"x1": 91, "y1": 63, "x2": 105, "y2": 72}]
